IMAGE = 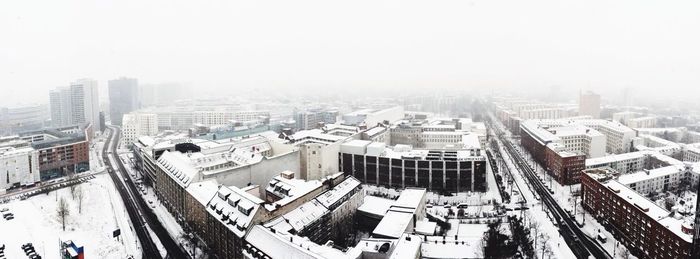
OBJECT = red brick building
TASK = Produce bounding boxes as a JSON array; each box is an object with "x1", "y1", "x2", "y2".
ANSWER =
[
  {"x1": 581, "y1": 169, "x2": 693, "y2": 259},
  {"x1": 20, "y1": 123, "x2": 92, "y2": 180},
  {"x1": 520, "y1": 126, "x2": 585, "y2": 185}
]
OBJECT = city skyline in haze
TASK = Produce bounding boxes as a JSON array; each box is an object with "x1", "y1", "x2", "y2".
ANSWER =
[{"x1": 1, "y1": 0, "x2": 699, "y2": 106}]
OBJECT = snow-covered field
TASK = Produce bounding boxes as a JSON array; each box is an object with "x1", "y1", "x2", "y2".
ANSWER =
[{"x1": 0, "y1": 174, "x2": 140, "y2": 259}]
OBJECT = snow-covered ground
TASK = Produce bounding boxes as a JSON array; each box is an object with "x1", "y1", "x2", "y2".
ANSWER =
[{"x1": 0, "y1": 173, "x2": 141, "y2": 259}]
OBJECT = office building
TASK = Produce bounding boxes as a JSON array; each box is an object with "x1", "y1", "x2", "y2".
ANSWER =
[
  {"x1": 340, "y1": 139, "x2": 487, "y2": 192},
  {"x1": 0, "y1": 104, "x2": 48, "y2": 135},
  {"x1": 108, "y1": 77, "x2": 139, "y2": 126}
]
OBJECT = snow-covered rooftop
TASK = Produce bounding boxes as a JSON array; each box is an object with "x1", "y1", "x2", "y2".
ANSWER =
[
  {"x1": 598, "y1": 179, "x2": 693, "y2": 242},
  {"x1": 388, "y1": 234, "x2": 422, "y2": 258},
  {"x1": 157, "y1": 151, "x2": 199, "y2": 187},
  {"x1": 315, "y1": 177, "x2": 361, "y2": 208},
  {"x1": 371, "y1": 210, "x2": 413, "y2": 239},
  {"x1": 185, "y1": 179, "x2": 219, "y2": 206},
  {"x1": 245, "y1": 225, "x2": 359, "y2": 259},
  {"x1": 393, "y1": 188, "x2": 426, "y2": 210},
  {"x1": 205, "y1": 185, "x2": 265, "y2": 238},
  {"x1": 357, "y1": 196, "x2": 395, "y2": 218},
  {"x1": 266, "y1": 173, "x2": 323, "y2": 201}
]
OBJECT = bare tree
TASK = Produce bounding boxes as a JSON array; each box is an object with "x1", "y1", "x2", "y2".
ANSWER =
[
  {"x1": 76, "y1": 186, "x2": 84, "y2": 214},
  {"x1": 539, "y1": 233, "x2": 551, "y2": 259},
  {"x1": 69, "y1": 173, "x2": 78, "y2": 200},
  {"x1": 529, "y1": 217, "x2": 541, "y2": 251},
  {"x1": 618, "y1": 245, "x2": 632, "y2": 259},
  {"x1": 57, "y1": 197, "x2": 70, "y2": 231}
]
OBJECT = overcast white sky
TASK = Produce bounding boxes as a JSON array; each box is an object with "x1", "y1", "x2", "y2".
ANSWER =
[{"x1": 1, "y1": 0, "x2": 699, "y2": 106}]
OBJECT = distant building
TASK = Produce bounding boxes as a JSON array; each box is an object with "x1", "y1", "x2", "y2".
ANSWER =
[
  {"x1": 627, "y1": 116, "x2": 657, "y2": 129},
  {"x1": 134, "y1": 105, "x2": 270, "y2": 131},
  {"x1": 0, "y1": 104, "x2": 48, "y2": 135},
  {"x1": 121, "y1": 113, "x2": 158, "y2": 147},
  {"x1": 108, "y1": 77, "x2": 139, "y2": 126},
  {"x1": 294, "y1": 109, "x2": 338, "y2": 130},
  {"x1": 579, "y1": 91, "x2": 601, "y2": 119},
  {"x1": 342, "y1": 106, "x2": 404, "y2": 127},
  {"x1": 49, "y1": 79, "x2": 101, "y2": 132},
  {"x1": 138, "y1": 83, "x2": 191, "y2": 107}
]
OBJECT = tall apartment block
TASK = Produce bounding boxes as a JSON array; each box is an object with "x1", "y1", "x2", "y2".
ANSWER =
[{"x1": 49, "y1": 79, "x2": 101, "y2": 132}]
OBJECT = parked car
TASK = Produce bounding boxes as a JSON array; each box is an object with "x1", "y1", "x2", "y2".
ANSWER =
[
  {"x1": 597, "y1": 233, "x2": 607, "y2": 243},
  {"x1": 0, "y1": 208, "x2": 8, "y2": 212}
]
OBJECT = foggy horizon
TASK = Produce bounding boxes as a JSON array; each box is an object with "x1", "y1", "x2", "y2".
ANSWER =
[{"x1": 2, "y1": 0, "x2": 699, "y2": 105}]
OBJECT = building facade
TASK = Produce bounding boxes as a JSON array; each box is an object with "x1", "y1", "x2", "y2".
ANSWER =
[
  {"x1": 339, "y1": 140, "x2": 487, "y2": 192},
  {"x1": 581, "y1": 170, "x2": 693, "y2": 259},
  {"x1": 0, "y1": 146, "x2": 40, "y2": 191}
]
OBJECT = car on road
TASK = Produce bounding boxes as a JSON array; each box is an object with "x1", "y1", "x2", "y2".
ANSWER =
[
  {"x1": 0, "y1": 208, "x2": 8, "y2": 212},
  {"x1": 597, "y1": 233, "x2": 607, "y2": 243}
]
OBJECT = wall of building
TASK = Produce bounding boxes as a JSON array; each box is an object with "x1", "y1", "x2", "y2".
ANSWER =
[
  {"x1": 0, "y1": 148, "x2": 40, "y2": 191},
  {"x1": 340, "y1": 153, "x2": 487, "y2": 192},
  {"x1": 202, "y1": 150, "x2": 301, "y2": 190},
  {"x1": 581, "y1": 174, "x2": 693, "y2": 259}
]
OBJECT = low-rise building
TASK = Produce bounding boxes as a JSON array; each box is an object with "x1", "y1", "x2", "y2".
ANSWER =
[{"x1": 18, "y1": 123, "x2": 92, "y2": 180}]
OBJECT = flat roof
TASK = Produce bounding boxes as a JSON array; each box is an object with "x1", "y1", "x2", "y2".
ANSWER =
[
  {"x1": 596, "y1": 178, "x2": 693, "y2": 242},
  {"x1": 372, "y1": 210, "x2": 413, "y2": 239},
  {"x1": 586, "y1": 151, "x2": 647, "y2": 166},
  {"x1": 393, "y1": 188, "x2": 426, "y2": 210},
  {"x1": 358, "y1": 196, "x2": 395, "y2": 218},
  {"x1": 617, "y1": 165, "x2": 686, "y2": 185}
]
